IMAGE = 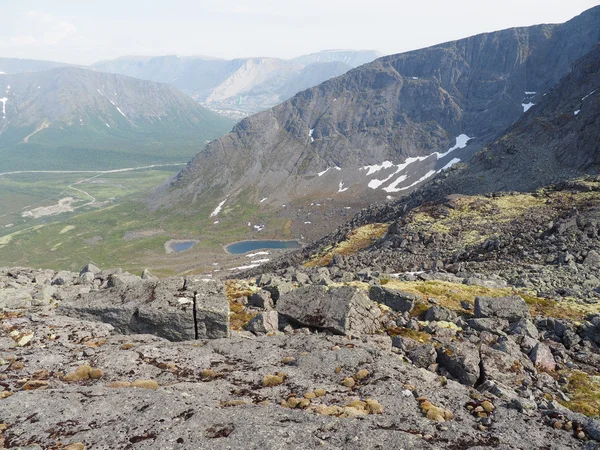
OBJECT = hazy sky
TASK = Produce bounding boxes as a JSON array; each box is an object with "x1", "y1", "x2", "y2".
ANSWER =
[{"x1": 1, "y1": 0, "x2": 599, "y2": 64}]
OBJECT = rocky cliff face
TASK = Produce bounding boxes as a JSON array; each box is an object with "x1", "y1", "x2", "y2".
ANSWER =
[{"x1": 154, "y1": 7, "x2": 600, "y2": 234}]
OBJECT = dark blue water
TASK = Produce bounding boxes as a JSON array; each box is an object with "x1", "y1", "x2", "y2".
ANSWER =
[
  {"x1": 172, "y1": 241, "x2": 197, "y2": 252},
  {"x1": 226, "y1": 240, "x2": 302, "y2": 254}
]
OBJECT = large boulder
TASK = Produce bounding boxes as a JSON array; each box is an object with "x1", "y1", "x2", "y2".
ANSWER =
[
  {"x1": 368, "y1": 286, "x2": 418, "y2": 313},
  {"x1": 474, "y1": 295, "x2": 530, "y2": 322},
  {"x1": 529, "y1": 342, "x2": 556, "y2": 371},
  {"x1": 58, "y1": 277, "x2": 229, "y2": 341},
  {"x1": 247, "y1": 311, "x2": 279, "y2": 334},
  {"x1": 277, "y1": 285, "x2": 381, "y2": 336},
  {"x1": 436, "y1": 342, "x2": 481, "y2": 386},
  {"x1": 0, "y1": 288, "x2": 33, "y2": 310}
]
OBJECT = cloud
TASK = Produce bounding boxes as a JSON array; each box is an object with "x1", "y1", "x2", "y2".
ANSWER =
[{"x1": 0, "y1": 11, "x2": 77, "y2": 48}]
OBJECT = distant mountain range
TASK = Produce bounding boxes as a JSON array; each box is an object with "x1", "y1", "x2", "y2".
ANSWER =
[
  {"x1": 91, "y1": 50, "x2": 381, "y2": 117},
  {"x1": 150, "y1": 6, "x2": 600, "y2": 239},
  {"x1": 0, "y1": 68, "x2": 235, "y2": 171}
]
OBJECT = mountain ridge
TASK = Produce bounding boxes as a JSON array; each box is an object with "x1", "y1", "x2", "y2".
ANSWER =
[
  {"x1": 151, "y1": 6, "x2": 600, "y2": 239},
  {"x1": 0, "y1": 67, "x2": 236, "y2": 171}
]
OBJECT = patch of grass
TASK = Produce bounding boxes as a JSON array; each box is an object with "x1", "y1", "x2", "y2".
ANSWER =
[
  {"x1": 386, "y1": 326, "x2": 431, "y2": 343},
  {"x1": 381, "y1": 280, "x2": 590, "y2": 320},
  {"x1": 226, "y1": 280, "x2": 258, "y2": 331},
  {"x1": 405, "y1": 193, "x2": 547, "y2": 247},
  {"x1": 305, "y1": 223, "x2": 389, "y2": 267},
  {"x1": 559, "y1": 370, "x2": 600, "y2": 417},
  {"x1": 520, "y1": 294, "x2": 596, "y2": 321}
]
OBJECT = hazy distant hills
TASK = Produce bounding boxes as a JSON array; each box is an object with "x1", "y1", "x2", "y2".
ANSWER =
[
  {"x1": 91, "y1": 50, "x2": 381, "y2": 117},
  {"x1": 0, "y1": 57, "x2": 76, "y2": 75},
  {"x1": 0, "y1": 68, "x2": 235, "y2": 171},
  {"x1": 152, "y1": 6, "x2": 600, "y2": 235}
]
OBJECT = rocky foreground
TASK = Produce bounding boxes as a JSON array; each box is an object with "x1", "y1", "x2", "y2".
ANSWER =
[{"x1": 1, "y1": 264, "x2": 600, "y2": 449}]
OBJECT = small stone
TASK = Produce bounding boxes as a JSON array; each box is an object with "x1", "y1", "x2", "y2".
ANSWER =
[
  {"x1": 131, "y1": 379, "x2": 159, "y2": 390},
  {"x1": 331, "y1": 345, "x2": 341, "y2": 351},
  {"x1": 335, "y1": 367, "x2": 342, "y2": 374},
  {"x1": 577, "y1": 431, "x2": 586, "y2": 440},
  {"x1": 0, "y1": 392, "x2": 13, "y2": 400},
  {"x1": 304, "y1": 391, "x2": 316, "y2": 399},
  {"x1": 553, "y1": 421, "x2": 563, "y2": 430},
  {"x1": 281, "y1": 357, "x2": 296, "y2": 365},
  {"x1": 120, "y1": 343, "x2": 134, "y2": 350}
]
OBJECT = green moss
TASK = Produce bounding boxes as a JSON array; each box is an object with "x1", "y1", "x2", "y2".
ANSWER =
[{"x1": 559, "y1": 370, "x2": 600, "y2": 417}]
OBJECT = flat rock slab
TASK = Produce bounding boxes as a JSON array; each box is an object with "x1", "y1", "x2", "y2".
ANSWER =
[
  {"x1": 369, "y1": 286, "x2": 418, "y2": 313},
  {"x1": 277, "y1": 285, "x2": 381, "y2": 336},
  {"x1": 474, "y1": 295, "x2": 531, "y2": 322}
]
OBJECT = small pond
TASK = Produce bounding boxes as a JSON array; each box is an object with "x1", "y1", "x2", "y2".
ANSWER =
[
  {"x1": 165, "y1": 240, "x2": 198, "y2": 253},
  {"x1": 225, "y1": 240, "x2": 302, "y2": 254}
]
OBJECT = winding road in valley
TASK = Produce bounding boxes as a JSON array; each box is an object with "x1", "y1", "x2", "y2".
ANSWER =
[{"x1": 0, "y1": 163, "x2": 186, "y2": 220}]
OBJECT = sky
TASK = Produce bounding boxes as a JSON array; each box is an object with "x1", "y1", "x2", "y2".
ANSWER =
[{"x1": 1, "y1": 0, "x2": 599, "y2": 65}]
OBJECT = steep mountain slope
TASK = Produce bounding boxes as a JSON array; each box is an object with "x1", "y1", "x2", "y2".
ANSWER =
[
  {"x1": 257, "y1": 43, "x2": 600, "y2": 277},
  {"x1": 153, "y1": 6, "x2": 600, "y2": 237},
  {"x1": 434, "y1": 44, "x2": 600, "y2": 195},
  {"x1": 0, "y1": 57, "x2": 75, "y2": 74},
  {"x1": 92, "y1": 50, "x2": 380, "y2": 117},
  {"x1": 0, "y1": 68, "x2": 236, "y2": 171}
]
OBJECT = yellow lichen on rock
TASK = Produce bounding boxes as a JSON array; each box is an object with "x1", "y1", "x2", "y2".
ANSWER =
[
  {"x1": 263, "y1": 374, "x2": 285, "y2": 387},
  {"x1": 131, "y1": 379, "x2": 159, "y2": 390}
]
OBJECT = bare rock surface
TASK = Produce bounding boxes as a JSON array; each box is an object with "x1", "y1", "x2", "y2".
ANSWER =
[{"x1": 277, "y1": 285, "x2": 381, "y2": 336}]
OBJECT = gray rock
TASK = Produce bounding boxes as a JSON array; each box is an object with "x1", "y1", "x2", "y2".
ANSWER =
[
  {"x1": 106, "y1": 273, "x2": 142, "y2": 288},
  {"x1": 78, "y1": 271, "x2": 95, "y2": 286},
  {"x1": 277, "y1": 285, "x2": 381, "y2": 336},
  {"x1": 474, "y1": 295, "x2": 531, "y2": 322},
  {"x1": 369, "y1": 286, "x2": 417, "y2": 313},
  {"x1": 261, "y1": 277, "x2": 294, "y2": 301},
  {"x1": 58, "y1": 277, "x2": 228, "y2": 341},
  {"x1": 468, "y1": 318, "x2": 509, "y2": 335},
  {"x1": 529, "y1": 342, "x2": 556, "y2": 371},
  {"x1": 587, "y1": 418, "x2": 600, "y2": 442},
  {"x1": 584, "y1": 250, "x2": 600, "y2": 267},
  {"x1": 310, "y1": 267, "x2": 332, "y2": 285},
  {"x1": 436, "y1": 342, "x2": 481, "y2": 386},
  {"x1": 51, "y1": 270, "x2": 77, "y2": 286},
  {"x1": 195, "y1": 293, "x2": 230, "y2": 339},
  {"x1": 141, "y1": 268, "x2": 157, "y2": 280},
  {"x1": 80, "y1": 263, "x2": 100, "y2": 275},
  {"x1": 292, "y1": 272, "x2": 310, "y2": 284},
  {"x1": 424, "y1": 305, "x2": 457, "y2": 322},
  {"x1": 246, "y1": 311, "x2": 279, "y2": 334},
  {"x1": 508, "y1": 318, "x2": 539, "y2": 339},
  {"x1": 248, "y1": 290, "x2": 274, "y2": 310},
  {"x1": 0, "y1": 288, "x2": 33, "y2": 310},
  {"x1": 407, "y1": 343, "x2": 437, "y2": 369}
]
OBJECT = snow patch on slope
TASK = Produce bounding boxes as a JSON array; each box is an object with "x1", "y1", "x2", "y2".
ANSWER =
[{"x1": 210, "y1": 200, "x2": 226, "y2": 217}]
